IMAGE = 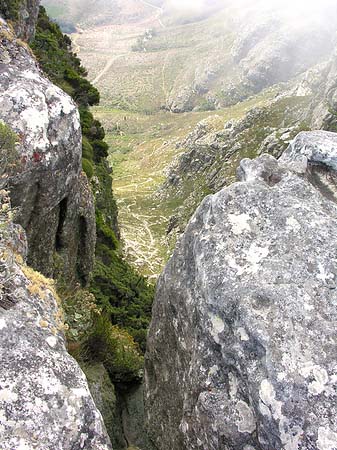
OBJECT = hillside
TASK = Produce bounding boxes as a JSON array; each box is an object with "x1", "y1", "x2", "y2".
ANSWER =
[{"x1": 42, "y1": 0, "x2": 337, "y2": 280}]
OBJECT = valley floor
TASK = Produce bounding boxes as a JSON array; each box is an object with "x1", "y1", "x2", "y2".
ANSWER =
[{"x1": 71, "y1": 3, "x2": 276, "y2": 278}]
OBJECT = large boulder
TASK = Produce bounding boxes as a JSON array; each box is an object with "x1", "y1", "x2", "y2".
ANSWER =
[
  {"x1": 0, "y1": 19, "x2": 95, "y2": 284},
  {"x1": 0, "y1": 193, "x2": 112, "y2": 450},
  {"x1": 145, "y1": 131, "x2": 337, "y2": 449}
]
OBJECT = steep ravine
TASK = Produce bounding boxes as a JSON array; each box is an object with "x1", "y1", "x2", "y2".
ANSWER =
[
  {"x1": 1, "y1": 1, "x2": 337, "y2": 449},
  {"x1": 0, "y1": 1, "x2": 154, "y2": 449}
]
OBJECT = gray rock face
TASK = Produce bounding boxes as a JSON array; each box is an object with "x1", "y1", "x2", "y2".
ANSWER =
[
  {"x1": 0, "y1": 193, "x2": 112, "y2": 450},
  {"x1": 160, "y1": 95, "x2": 306, "y2": 241},
  {"x1": 146, "y1": 131, "x2": 337, "y2": 449},
  {"x1": 0, "y1": 0, "x2": 40, "y2": 41},
  {"x1": 15, "y1": 0, "x2": 40, "y2": 41},
  {"x1": 84, "y1": 363, "x2": 127, "y2": 450},
  {"x1": 311, "y1": 49, "x2": 337, "y2": 131},
  {"x1": 0, "y1": 19, "x2": 96, "y2": 284}
]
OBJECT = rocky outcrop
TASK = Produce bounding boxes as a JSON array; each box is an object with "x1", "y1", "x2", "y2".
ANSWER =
[
  {"x1": 0, "y1": 0, "x2": 40, "y2": 41},
  {"x1": 146, "y1": 131, "x2": 337, "y2": 449},
  {"x1": 15, "y1": 0, "x2": 40, "y2": 41},
  {"x1": 160, "y1": 95, "x2": 308, "y2": 241},
  {"x1": 84, "y1": 363, "x2": 127, "y2": 450},
  {"x1": 0, "y1": 19, "x2": 96, "y2": 284},
  {"x1": 310, "y1": 49, "x2": 337, "y2": 131},
  {"x1": 85, "y1": 363, "x2": 157, "y2": 450},
  {"x1": 0, "y1": 192, "x2": 112, "y2": 450}
]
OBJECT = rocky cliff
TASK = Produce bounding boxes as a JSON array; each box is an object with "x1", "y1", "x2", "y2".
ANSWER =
[
  {"x1": 0, "y1": 17, "x2": 96, "y2": 284},
  {"x1": 0, "y1": 3, "x2": 114, "y2": 447},
  {"x1": 161, "y1": 44, "x2": 337, "y2": 242},
  {"x1": 0, "y1": 191, "x2": 112, "y2": 449},
  {"x1": 0, "y1": 0, "x2": 39, "y2": 41},
  {"x1": 146, "y1": 131, "x2": 337, "y2": 449},
  {"x1": 165, "y1": 2, "x2": 337, "y2": 113},
  {"x1": 0, "y1": 2, "x2": 155, "y2": 448}
]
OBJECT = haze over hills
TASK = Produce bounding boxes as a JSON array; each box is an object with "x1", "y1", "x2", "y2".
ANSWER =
[
  {"x1": 1, "y1": 1, "x2": 337, "y2": 448},
  {"x1": 43, "y1": 0, "x2": 337, "y2": 277}
]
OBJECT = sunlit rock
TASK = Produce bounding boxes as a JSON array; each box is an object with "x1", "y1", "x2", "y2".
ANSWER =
[{"x1": 146, "y1": 131, "x2": 337, "y2": 449}]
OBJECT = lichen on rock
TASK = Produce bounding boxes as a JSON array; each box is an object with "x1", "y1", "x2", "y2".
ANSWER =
[
  {"x1": 0, "y1": 18, "x2": 95, "y2": 284},
  {"x1": 0, "y1": 192, "x2": 112, "y2": 449},
  {"x1": 0, "y1": 0, "x2": 40, "y2": 41},
  {"x1": 145, "y1": 131, "x2": 337, "y2": 449}
]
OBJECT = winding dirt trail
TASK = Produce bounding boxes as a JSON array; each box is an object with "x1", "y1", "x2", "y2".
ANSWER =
[
  {"x1": 138, "y1": 0, "x2": 166, "y2": 29},
  {"x1": 91, "y1": 54, "x2": 126, "y2": 85}
]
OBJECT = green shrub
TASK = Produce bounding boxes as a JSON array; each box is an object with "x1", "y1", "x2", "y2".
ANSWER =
[
  {"x1": 0, "y1": 0, "x2": 21, "y2": 21},
  {"x1": 0, "y1": 122, "x2": 19, "y2": 183},
  {"x1": 82, "y1": 136, "x2": 94, "y2": 160},
  {"x1": 60, "y1": 287, "x2": 100, "y2": 343},
  {"x1": 92, "y1": 139, "x2": 109, "y2": 161},
  {"x1": 96, "y1": 210, "x2": 119, "y2": 250},
  {"x1": 82, "y1": 158, "x2": 94, "y2": 179},
  {"x1": 90, "y1": 244, "x2": 154, "y2": 353},
  {"x1": 83, "y1": 314, "x2": 144, "y2": 383}
]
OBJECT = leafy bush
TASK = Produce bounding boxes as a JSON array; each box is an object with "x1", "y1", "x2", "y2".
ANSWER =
[
  {"x1": 0, "y1": 0, "x2": 21, "y2": 22},
  {"x1": 58, "y1": 286, "x2": 100, "y2": 343},
  {"x1": 83, "y1": 314, "x2": 144, "y2": 383},
  {"x1": 92, "y1": 140, "x2": 109, "y2": 161},
  {"x1": 90, "y1": 244, "x2": 154, "y2": 353},
  {"x1": 96, "y1": 210, "x2": 119, "y2": 250},
  {"x1": 82, "y1": 158, "x2": 94, "y2": 179},
  {"x1": 0, "y1": 122, "x2": 19, "y2": 185},
  {"x1": 82, "y1": 136, "x2": 94, "y2": 160}
]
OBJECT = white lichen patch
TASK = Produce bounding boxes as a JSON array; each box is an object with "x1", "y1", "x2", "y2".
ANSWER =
[
  {"x1": 225, "y1": 254, "x2": 245, "y2": 276},
  {"x1": 0, "y1": 318, "x2": 7, "y2": 330},
  {"x1": 38, "y1": 372, "x2": 62, "y2": 395},
  {"x1": 237, "y1": 327, "x2": 249, "y2": 341},
  {"x1": 317, "y1": 426, "x2": 337, "y2": 450},
  {"x1": 245, "y1": 244, "x2": 269, "y2": 274},
  {"x1": 259, "y1": 379, "x2": 305, "y2": 449},
  {"x1": 229, "y1": 372, "x2": 238, "y2": 399},
  {"x1": 46, "y1": 85, "x2": 75, "y2": 117},
  {"x1": 209, "y1": 313, "x2": 224, "y2": 343},
  {"x1": 300, "y1": 363, "x2": 330, "y2": 395},
  {"x1": 317, "y1": 263, "x2": 334, "y2": 284},
  {"x1": 236, "y1": 400, "x2": 256, "y2": 434},
  {"x1": 46, "y1": 336, "x2": 57, "y2": 348},
  {"x1": 0, "y1": 388, "x2": 18, "y2": 402},
  {"x1": 228, "y1": 213, "x2": 251, "y2": 235},
  {"x1": 71, "y1": 388, "x2": 88, "y2": 398},
  {"x1": 259, "y1": 379, "x2": 282, "y2": 420},
  {"x1": 286, "y1": 217, "x2": 301, "y2": 232}
]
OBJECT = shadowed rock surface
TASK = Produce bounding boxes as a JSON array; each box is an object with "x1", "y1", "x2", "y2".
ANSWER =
[
  {"x1": 145, "y1": 131, "x2": 337, "y2": 449},
  {"x1": 0, "y1": 193, "x2": 112, "y2": 450},
  {"x1": 0, "y1": 18, "x2": 96, "y2": 284}
]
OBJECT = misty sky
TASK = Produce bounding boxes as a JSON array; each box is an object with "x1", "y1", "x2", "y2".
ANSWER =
[{"x1": 167, "y1": 0, "x2": 335, "y2": 12}]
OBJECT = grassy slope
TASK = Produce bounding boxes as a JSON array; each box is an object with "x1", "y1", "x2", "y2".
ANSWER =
[{"x1": 93, "y1": 89, "x2": 279, "y2": 278}]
